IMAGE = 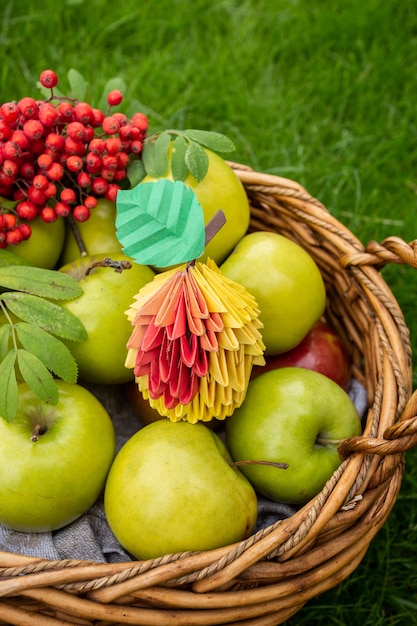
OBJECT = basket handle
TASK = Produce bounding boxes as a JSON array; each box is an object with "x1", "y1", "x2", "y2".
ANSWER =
[
  {"x1": 339, "y1": 388, "x2": 417, "y2": 459},
  {"x1": 342, "y1": 236, "x2": 417, "y2": 269}
]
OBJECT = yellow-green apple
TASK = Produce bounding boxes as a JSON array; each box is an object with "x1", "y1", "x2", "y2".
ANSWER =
[
  {"x1": 226, "y1": 367, "x2": 362, "y2": 504},
  {"x1": 59, "y1": 253, "x2": 155, "y2": 384},
  {"x1": 140, "y1": 147, "x2": 250, "y2": 267},
  {"x1": 251, "y1": 320, "x2": 351, "y2": 390},
  {"x1": 13, "y1": 215, "x2": 66, "y2": 269},
  {"x1": 220, "y1": 231, "x2": 326, "y2": 355},
  {"x1": 60, "y1": 199, "x2": 123, "y2": 266},
  {"x1": 104, "y1": 420, "x2": 258, "y2": 559},
  {"x1": 0, "y1": 381, "x2": 116, "y2": 532}
]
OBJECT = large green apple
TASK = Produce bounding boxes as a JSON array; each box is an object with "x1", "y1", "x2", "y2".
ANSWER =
[
  {"x1": 59, "y1": 252, "x2": 155, "y2": 384},
  {"x1": 13, "y1": 215, "x2": 66, "y2": 269},
  {"x1": 60, "y1": 199, "x2": 123, "y2": 266},
  {"x1": 0, "y1": 381, "x2": 116, "y2": 532},
  {"x1": 220, "y1": 231, "x2": 326, "y2": 355},
  {"x1": 226, "y1": 367, "x2": 362, "y2": 504},
  {"x1": 104, "y1": 420, "x2": 258, "y2": 559}
]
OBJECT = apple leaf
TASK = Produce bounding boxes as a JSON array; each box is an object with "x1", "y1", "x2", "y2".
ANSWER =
[
  {"x1": 0, "y1": 266, "x2": 83, "y2": 300},
  {"x1": 185, "y1": 140, "x2": 209, "y2": 182},
  {"x1": 171, "y1": 135, "x2": 188, "y2": 181},
  {"x1": 0, "y1": 349, "x2": 18, "y2": 422},
  {"x1": 142, "y1": 133, "x2": 170, "y2": 178},
  {"x1": 15, "y1": 322, "x2": 78, "y2": 384},
  {"x1": 17, "y1": 349, "x2": 59, "y2": 405},
  {"x1": 127, "y1": 158, "x2": 146, "y2": 187},
  {"x1": 184, "y1": 129, "x2": 236, "y2": 153},
  {"x1": 2, "y1": 292, "x2": 87, "y2": 342},
  {"x1": 116, "y1": 179, "x2": 206, "y2": 267}
]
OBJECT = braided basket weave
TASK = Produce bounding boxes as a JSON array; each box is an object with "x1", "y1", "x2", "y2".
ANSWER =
[{"x1": 1, "y1": 165, "x2": 417, "y2": 626}]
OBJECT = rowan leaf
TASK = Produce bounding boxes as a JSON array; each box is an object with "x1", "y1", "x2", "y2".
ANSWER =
[
  {"x1": 184, "y1": 129, "x2": 236, "y2": 153},
  {"x1": 0, "y1": 324, "x2": 11, "y2": 360},
  {"x1": 171, "y1": 135, "x2": 188, "y2": 181},
  {"x1": 17, "y1": 349, "x2": 59, "y2": 405},
  {"x1": 116, "y1": 179, "x2": 205, "y2": 266},
  {"x1": 2, "y1": 292, "x2": 87, "y2": 342},
  {"x1": 127, "y1": 158, "x2": 146, "y2": 187},
  {"x1": 142, "y1": 132, "x2": 170, "y2": 178},
  {"x1": 0, "y1": 266, "x2": 83, "y2": 300},
  {"x1": 0, "y1": 349, "x2": 18, "y2": 422},
  {"x1": 15, "y1": 322, "x2": 78, "y2": 383},
  {"x1": 67, "y1": 68, "x2": 88, "y2": 101},
  {"x1": 185, "y1": 140, "x2": 209, "y2": 182}
]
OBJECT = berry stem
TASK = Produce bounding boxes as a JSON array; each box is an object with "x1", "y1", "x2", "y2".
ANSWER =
[
  {"x1": 229, "y1": 459, "x2": 289, "y2": 470},
  {"x1": 67, "y1": 213, "x2": 88, "y2": 256}
]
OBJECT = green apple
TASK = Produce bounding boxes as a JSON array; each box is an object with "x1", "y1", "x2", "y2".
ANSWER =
[
  {"x1": 59, "y1": 252, "x2": 155, "y2": 384},
  {"x1": 0, "y1": 381, "x2": 116, "y2": 532},
  {"x1": 226, "y1": 367, "x2": 362, "y2": 504},
  {"x1": 60, "y1": 199, "x2": 123, "y2": 266},
  {"x1": 220, "y1": 231, "x2": 326, "y2": 355},
  {"x1": 13, "y1": 215, "x2": 66, "y2": 269},
  {"x1": 104, "y1": 420, "x2": 258, "y2": 559}
]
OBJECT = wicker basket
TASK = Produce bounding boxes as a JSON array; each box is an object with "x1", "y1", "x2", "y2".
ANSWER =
[{"x1": 1, "y1": 165, "x2": 417, "y2": 626}]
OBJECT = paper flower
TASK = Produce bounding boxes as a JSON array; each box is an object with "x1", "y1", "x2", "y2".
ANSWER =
[{"x1": 125, "y1": 258, "x2": 265, "y2": 423}]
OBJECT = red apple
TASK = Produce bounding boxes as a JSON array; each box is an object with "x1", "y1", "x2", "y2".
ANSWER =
[{"x1": 251, "y1": 321, "x2": 351, "y2": 390}]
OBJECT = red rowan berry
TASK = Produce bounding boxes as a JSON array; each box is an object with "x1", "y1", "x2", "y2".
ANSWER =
[
  {"x1": 66, "y1": 121, "x2": 85, "y2": 141},
  {"x1": 17, "y1": 222, "x2": 32, "y2": 240},
  {"x1": 54, "y1": 201, "x2": 71, "y2": 217},
  {"x1": 18, "y1": 97, "x2": 38, "y2": 119},
  {"x1": 45, "y1": 161, "x2": 64, "y2": 181},
  {"x1": 117, "y1": 151, "x2": 129, "y2": 168},
  {"x1": 130, "y1": 139, "x2": 143, "y2": 154},
  {"x1": 33, "y1": 173, "x2": 48, "y2": 190},
  {"x1": 66, "y1": 155, "x2": 84, "y2": 172},
  {"x1": 16, "y1": 200, "x2": 38, "y2": 220},
  {"x1": 73, "y1": 102, "x2": 94, "y2": 125},
  {"x1": 23, "y1": 119, "x2": 44, "y2": 140},
  {"x1": 3, "y1": 213, "x2": 17, "y2": 229},
  {"x1": 28, "y1": 185, "x2": 46, "y2": 205},
  {"x1": 39, "y1": 69, "x2": 58, "y2": 89},
  {"x1": 29, "y1": 138, "x2": 46, "y2": 154},
  {"x1": 38, "y1": 102, "x2": 59, "y2": 127},
  {"x1": 88, "y1": 138, "x2": 105, "y2": 154},
  {"x1": 0, "y1": 120, "x2": 12, "y2": 141},
  {"x1": 91, "y1": 177, "x2": 108, "y2": 195},
  {"x1": 118, "y1": 123, "x2": 133, "y2": 140},
  {"x1": 73, "y1": 204, "x2": 90, "y2": 222},
  {"x1": 105, "y1": 183, "x2": 119, "y2": 202},
  {"x1": 132, "y1": 112, "x2": 149, "y2": 132},
  {"x1": 2, "y1": 159, "x2": 18, "y2": 178},
  {"x1": 83, "y1": 125, "x2": 94, "y2": 143},
  {"x1": 0, "y1": 171, "x2": 15, "y2": 186},
  {"x1": 6, "y1": 228, "x2": 23, "y2": 246},
  {"x1": 105, "y1": 137, "x2": 122, "y2": 155},
  {"x1": 57, "y1": 101, "x2": 73, "y2": 122},
  {"x1": 83, "y1": 195, "x2": 97, "y2": 209},
  {"x1": 38, "y1": 153, "x2": 53, "y2": 169},
  {"x1": 85, "y1": 152, "x2": 102, "y2": 173},
  {"x1": 91, "y1": 108, "x2": 105, "y2": 126},
  {"x1": 112, "y1": 112, "x2": 127, "y2": 125},
  {"x1": 107, "y1": 90, "x2": 123, "y2": 107},
  {"x1": 77, "y1": 171, "x2": 92, "y2": 188},
  {"x1": 64, "y1": 136, "x2": 85, "y2": 156},
  {"x1": 2, "y1": 141, "x2": 21, "y2": 160},
  {"x1": 100, "y1": 168, "x2": 115, "y2": 182},
  {"x1": 102, "y1": 154, "x2": 118, "y2": 170},
  {"x1": 45, "y1": 132, "x2": 65, "y2": 152},
  {"x1": 40, "y1": 206, "x2": 57, "y2": 222},
  {"x1": 0, "y1": 102, "x2": 19, "y2": 124},
  {"x1": 11, "y1": 129, "x2": 30, "y2": 151},
  {"x1": 44, "y1": 182, "x2": 57, "y2": 199},
  {"x1": 114, "y1": 168, "x2": 127, "y2": 181},
  {"x1": 19, "y1": 161, "x2": 35, "y2": 179},
  {"x1": 102, "y1": 116, "x2": 120, "y2": 135},
  {"x1": 60, "y1": 187, "x2": 77, "y2": 204}
]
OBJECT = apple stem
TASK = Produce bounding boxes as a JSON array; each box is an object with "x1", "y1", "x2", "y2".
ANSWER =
[
  {"x1": 67, "y1": 214, "x2": 88, "y2": 257},
  {"x1": 31, "y1": 424, "x2": 44, "y2": 442},
  {"x1": 229, "y1": 459, "x2": 289, "y2": 470},
  {"x1": 316, "y1": 437, "x2": 345, "y2": 446},
  {"x1": 85, "y1": 257, "x2": 133, "y2": 275}
]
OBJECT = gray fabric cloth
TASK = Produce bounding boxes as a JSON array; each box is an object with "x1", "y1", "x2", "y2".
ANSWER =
[{"x1": 0, "y1": 378, "x2": 368, "y2": 563}]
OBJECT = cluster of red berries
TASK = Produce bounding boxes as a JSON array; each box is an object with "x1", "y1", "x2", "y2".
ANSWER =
[{"x1": 0, "y1": 69, "x2": 149, "y2": 249}]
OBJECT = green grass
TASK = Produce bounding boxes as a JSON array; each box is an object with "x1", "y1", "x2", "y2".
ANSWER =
[{"x1": 2, "y1": 0, "x2": 417, "y2": 623}]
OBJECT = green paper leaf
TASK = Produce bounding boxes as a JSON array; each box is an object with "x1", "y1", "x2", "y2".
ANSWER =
[
  {"x1": 0, "y1": 266, "x2": 83, "y2": 300},
  {"x1": 171, "y1": 135, "x2": 188, "y2": 181},
  {"x1": 15, "y1": 322, "x2": 78, "y2": 384},
  {"x1": 127, "y1": 158, "x2": 146, "y2": 187},
  {"x1": 116, "y1": 179, "x2": 206, "y2": 267},
  {"x1": 185, "y1": 140, "x2": 209, "y2": 182},
  {"x1": 17, "y1": 349, "x2": 59, "y2": 405},
  {"x1": 0, "y1": 324, "x2": 11, "y2": 360},
  {"x1": 185, "y1": 129, "x2": 236, "y2": 153},
  {"x1": 0, "y1": 248, "x2": 31, "y2": 268},
  {"x1": 0, "y1": 349, "x2": 18, "y2": 422},
  {"x1": 142, "y1": 132, "x2": 170, "y2": 178},
  {"x1": 2, "y1": 293, "x2": 87, "y2": 342}
]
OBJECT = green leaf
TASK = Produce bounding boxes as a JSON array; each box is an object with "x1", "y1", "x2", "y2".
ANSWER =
[
  {"x1": 0, "y1": 196, "x2": 18, "y2": 211},
  {"x1": 184, "y1": 129, "x2": 235, "y2": 153},
  {"x1": 67, "y1": 68, "x2": 88, "y2": 101},
  {"x1": 127, "y1": 158, "x2": 146, "y2": 187},
  {"x1": 0, "y1": 324, "x2": 11, "y2": 360},
  {"x1": 2, "y1": 293, "x2": 87, "y2": 342},
  {"x1": 15, "y1": 322, "x2": 78, "y2": 383},
  {"x1": 142, "y1": 132, "x2": 170, "y2": 178},
  {"x1": 0, "y1": 349, "x2": 18, "y2": 422},
  {"x1": 17, "y1": 349, "x2": 59, "y2": 405},
  {"x1": 185, "y1": 140, "x2": 209, "y2": 182},
  {"x1": 171, "y1": 135, "x2": 188, "y2": 181},
  {"x1": 0, "y1": 248, "x2": 31, "y2": 268},
  {"x1": 0, "y1": 266, "x2": 83, "y2": 300},
  {"x1": 116, "y1": 179, "x2": 206, "y2": 266}
]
